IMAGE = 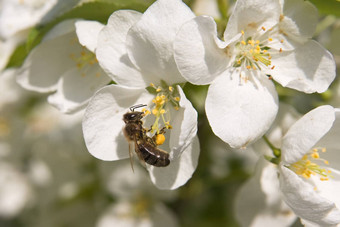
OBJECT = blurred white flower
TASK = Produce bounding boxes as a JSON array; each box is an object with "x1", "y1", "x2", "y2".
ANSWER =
[
  {"x1": 97, "y1": 201, "x2": 178, "y2": 227},
  {"x1": 17, "y1": 19, "x2": 110, "y2": 114},
  {"x1": 0, "y1": 162, "x2": 33, "y2": 218},
  {"x1": 82, "y1": 0, "x2": 200, "y2": 189},
  {"x1": 174, "y1": 0, "x2": 335, "y2": 148}
]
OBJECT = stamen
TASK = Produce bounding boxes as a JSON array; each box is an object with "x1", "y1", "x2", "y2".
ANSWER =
[{"x1": 289, "y1": 147, "x2": 333, "y2": 181}]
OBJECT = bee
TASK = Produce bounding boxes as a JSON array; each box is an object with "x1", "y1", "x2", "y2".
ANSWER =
[{"x1": 123, "y1": 104, "x2": 170, "y2": 169}]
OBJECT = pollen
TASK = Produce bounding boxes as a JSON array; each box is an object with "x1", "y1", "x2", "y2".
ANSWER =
[
  {"x1": 155, "y1": 133, "x2": 166, "y2": 145},
  {"x1": 241, "y1": 30, "x2": 245, "y2": 35},
  {"x1": 169, "y1": 86, "x2": 173, "y2": 92},
  {"x1": 268, "y1": 37, "x2": 273, "y2": 42},
  {"x1": 289, "y1": 147, "x2": 333, "y2": 181},
  {"x1": 241, "y1": 41, "x2": 246, "y2": 45}
]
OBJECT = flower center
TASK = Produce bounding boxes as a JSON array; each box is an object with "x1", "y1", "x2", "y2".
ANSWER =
[
  {"x1": 289, "y1": 147, "x2": 332, "y2": 181},
  {"x1": 144, "y1": 81, "x2": 180, "y2": 144},
  {"x1": 69, "y1": 46, "x2": 101, "y2": 77},
  {"x1": 233, "y1": 30, "x2": 273, "y2": 71}
]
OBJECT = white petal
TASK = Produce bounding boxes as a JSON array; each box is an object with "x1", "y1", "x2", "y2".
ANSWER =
[
  {"x1": 0, "y1": 0, "x2": 56, "y2": 39},
  {"x1": 281, "y1": 105, "x2": 335, "y2": 165},
  {"x1": 82, "y1": 85, "x2": 153, "y2": 161},
  {"x1": 47, "y1": 66, "x2": 110, "y2": 114},
  {"x1": 271, "y1": 40, "x2": 336, "y2": 93},
  {"x1": 279, "y1": 165, "x2": 340, "y2": 226},
  {"x1": 224, "y1": 0, "x2": 281, "y2": 42},
  {"x1": 17, "y1": 26, "x2": 81, "y2": 92},
  {"x1": 126, "y1": 0, "x2": 195, "y2": 85},
  {"x1": 75, "y1": 20, "x2": 104, "y2": 53},
  {"x1": 235, "y1": 159, "x2": 296, "y2": 227},
  {"x1": 314, "y1": 109, "x2": 340, "y2": 170},
  {"x1": 174, "y1": 16, "x2": 230, "y2": 85},
  {"x1": 148, "y1": 136, "x2": 200, "y2": 190},
  {"x1": 205, "y1": 71, "x2": 278, "y2": 148},
  {"x1": 169, "y1": 86, "x2": 198, "y2": 160},
  {"x1": 280, "y1": 0, "x2": 318, "y2": 39},
  {"x1": 96, "y1": 10, "x2": 148, "y2": 88}
]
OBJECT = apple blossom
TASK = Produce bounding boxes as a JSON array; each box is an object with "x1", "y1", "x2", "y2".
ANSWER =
[
  {"x1": 278, "y1": 105, "x2": 340, "y2": 226},
  {"x1": 173, "y1": 0, "x2": 336, "y2": 148},
  {"x1": 16, "y1": 19, "x2": 110, "y2": 114},
  {"x1": 82, "y1": 0, "x2": 199, "y2": 190}
]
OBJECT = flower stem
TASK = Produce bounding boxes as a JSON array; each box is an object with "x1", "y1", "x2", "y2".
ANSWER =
[{"x1": 263, "y1": 135, "x2": 281, "y2": 158}]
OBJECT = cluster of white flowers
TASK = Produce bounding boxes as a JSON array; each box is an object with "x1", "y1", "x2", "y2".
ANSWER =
[{"x1": 1, "y1": 0, "x2": 339, "y2": 226}]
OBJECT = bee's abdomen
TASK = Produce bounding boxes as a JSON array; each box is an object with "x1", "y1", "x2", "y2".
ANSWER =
[{"x1": 137, "y1": 142, "x2": 170, "y2": 167}]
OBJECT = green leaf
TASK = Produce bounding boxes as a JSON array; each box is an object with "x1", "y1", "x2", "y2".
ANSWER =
[{"x1": 309, "y1": 0, "x2": 340, "y2": 17}]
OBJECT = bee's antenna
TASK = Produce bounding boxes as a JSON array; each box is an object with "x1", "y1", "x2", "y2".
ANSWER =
[{"x1": 130, "y1": 104, "x2": 147, "y2": 112}]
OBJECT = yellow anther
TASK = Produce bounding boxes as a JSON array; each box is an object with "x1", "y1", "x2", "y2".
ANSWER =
[
  {"x1": 279, "y1": 48, "x2": 283, "y2": 53},
  {"x1": 268, "y1": 38, "x2": 273, "y2": 41},
  {"x1": 174, "y1": 97, "x2": 180, "y2": 102},
  {"x1": 324, "y1": 160, "x2": 329, "y2": 165},
  {"x1": 321, "y1": 148, "x2": 326, "y2": 152},
  {"x1": 271, "y1": 65, "x2": 275, "y2": 70},
  {"x1": 241, "y1": 40, "x2": 246, "y2": 45},
  {"x1": 152, "y1": 109, "x2": 158, "y2": 115},
  {"x1": 320, "y1": 177, "x2": 329, "y2": 181},
  {"x1": 246, "y1": 65, "x2": 251, "y2": 69},
  {"x1": 169, "y1": 86, "x2": 173, "y2": 92},
  {"x1": 249, "y1": 49, "x2": 254, "y2": 54},
  {"x1": 156, "y1": 88, "x2": 162, "y2": 92},
  {"x1": 237, "y1": 59, "x2": 241, "y2": 64},
  {"x1": 263, "y1": 50, "x2": 267, "y2": 53},
  {"x1": 255, "y1": 40, "x2": 260, "y2": 44},
  {"x1": 155, "y1": 133, "x2": 166, "y2": 145},
  {"x1": 280, "y1": 39, "x2": 284, "y2": 43},
  {"x1": 252, "y1": 66, "x2": 257, "y2": 70},
  {"x1": 150, "y1": 83, "x2": 155, "y2": 87},
  {"x1": 160, "y1": 95, "x2": 166, "y2": 100},
  {"x1": 241, "y1": 30, "x2": 245, "y2": 35},
  {"x1": 311, "y1": 152, "x2": 319, "y2": 159},
  {"x1": 261, "y1": 26, "x2": 266, "y2": 31},
  {"x1": 174, "y1": 106, "x2": 179, "y2": 111},
  {"x1": 160, "y1": 109, "x2": 166, "y2": 114}
]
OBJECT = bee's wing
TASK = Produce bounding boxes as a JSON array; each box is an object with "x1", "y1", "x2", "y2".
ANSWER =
[
  {"x1": 128, "y1": 141, "x2": 136, "y2": 172},
  {"x1": 134, "y1": 141, "x2": 146, "y2": 168}
]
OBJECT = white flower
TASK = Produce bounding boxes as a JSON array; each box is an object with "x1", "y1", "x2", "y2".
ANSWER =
[
  {"x1": 17, "y1": 19, "x2": 111, "y2": 114},
  {"x1": 82, "y1": 0, "x2": 199, "y2": 189},
  {"x1": 234, "y1": 103, "x2": 300, "y2": 227},
  {"x1": 96, "y1": 201, "x2": 178, "y2": 227},
  {"x1": 0, "y1": 0, "x2": 57, "y2": 39},
  {"x1": 278, "y1": 105, "x2": 340, "y2": 226},
  {"x1": 0, "y1": 162, "x2": 32, "y2": 218},
  {"x1": 235, "y1": 159, "x2": 297, "y2": 227},
  {"x1": 173, "y1": 0, "x2": 336, "y2": 148}
]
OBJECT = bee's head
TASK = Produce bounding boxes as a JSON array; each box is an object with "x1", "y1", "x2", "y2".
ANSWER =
[{"x1": 123, "y1": 112, "x2": 144, "y2": 123}]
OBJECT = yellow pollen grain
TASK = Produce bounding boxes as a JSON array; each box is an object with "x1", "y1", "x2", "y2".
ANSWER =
[
  {"x1": 324, "y1": 160, "x2": 329, "y2": 165},
  {"x1": 241, "y1": 30, "x2": 245, "y2": 35},
  {"x1": 241, "y1": 40, "x2": 246, "y2": 45},
  {"x1": 280, "y1": 39, "x2": 284, "y2": 43},
  {"x1": 169, "y1": 86, "x2": 173, "y2": 92},
  {"x1": 322, "y1": 148, "x2": 326, "y2": 152},
  {"x1": 160, "y1": 95, "x2": 166, "y2": 100},
  {"x1": 261, "y1": 26, "x2": 266, "y2": 31},
  {"x1": 237, "y1": 59, "x2": 241, "y2": 64},
  {"x1": 268, "y1": 38, "x2": 273, "y2": 42},
  {"x1": 174, "y1": 97, "x2": 180, "y2": 102},
  {"x1": 252, "y1": 66, "x2": 257, "y2": 70},
  {"x1": 263, "y1": 50, "x2": 267, "y2": 53},
  {"x1": 174, "y1": 106, "x2": 179, "y2": 111},
  {"x1": 246, "y1": 65, "x2": 251, "y2": 70},
  {"x1": 155, "y1": 133, "x2": 166, "y2": 145}
]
